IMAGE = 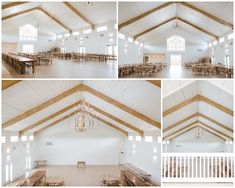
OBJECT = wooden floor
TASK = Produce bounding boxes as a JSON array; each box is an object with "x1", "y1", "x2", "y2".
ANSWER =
[
  {"x1": 121, "y1": 66, "x2": 223, "y2": 78},
  {"x1": 2, "y1": 59, "x2": 117, "y2": 78},
  {"x1": 8, "y1": 165, "x2": 122, "y2": 186}
]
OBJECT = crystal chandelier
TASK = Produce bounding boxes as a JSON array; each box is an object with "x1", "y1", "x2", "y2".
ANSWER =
[{"x1": 68, "y1": 98, "x2": 97, "y2": 133}]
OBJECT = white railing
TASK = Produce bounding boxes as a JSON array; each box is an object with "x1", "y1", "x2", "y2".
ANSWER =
[{"x1": 162, "y1": 153, "x2": 234, "y2": 182}]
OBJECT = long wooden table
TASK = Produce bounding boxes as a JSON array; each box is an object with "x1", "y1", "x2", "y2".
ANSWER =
[
  {"x1": 2, "y1": 53, "x2": 36, "y2": 74},
  {"x1": 19, "y1": 170, "x2": 46, "y2": 186}
]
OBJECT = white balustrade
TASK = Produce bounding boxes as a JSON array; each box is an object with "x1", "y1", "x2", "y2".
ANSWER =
[{"x1": 162, "y1": 153, "x2": 234, "y2": 182}]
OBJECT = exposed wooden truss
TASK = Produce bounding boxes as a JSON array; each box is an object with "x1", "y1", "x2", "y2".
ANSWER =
[
  {"x1": 2, "y1": 2, "x2": 29, "y2": 10},
  {"x1": 2, "y1": 7, "x2": 72, "y2": 32},
  {"x1": 118, "y1": 2, "x2": 174, "y2": 30},
  {"x1": 134, "y1": 17, "x2": 175, "y2": 40},
  {"x1": 133, "y1": 17, "x2": 219, "y2": 40},
  {"x1": 167, "y1": 123, "x2": 228, "y2": 141},
  {"x1": 2, "y1": 7, "x2": 39, "y2": 21},
  {"x1": 198, "y1": 121, "x2": 233, "y2": 140},
  {"x1": 164, "y1": 112, "x2": 233, "y2": 133},
  {"x1": 180, "y1": 2, "x2": 233, "y2": 29},
  {"x1": 82, "y1": 84, "x2": 161, "y2": 129},
  {"x1": 163, "y1": 95, "x2": 233, "y2": 117},
  {"x1": 19, "y1": 101, "x2": 81, "y2": 136},
  {"x1": 2, "y1": 84, "x2": 83, "y2": 129},
  {"x1": 119, "y1": 2, "x2": 233, "y2": 31},
  {"x1": 198, "y1": 113, "x2": 233, "y2": 133},
  {"x1": 86, "y1": 102, "x2": 144, "y2": 136},
  {"x1": 3, "y1": 83, "x2": 158, "y2": 134},
  {"x1": 34, "y1": 110, "x2": 128, "y2": 136},
  {"x1": 163, "y1": 95, "x2": 199, "y2": 117},
  {"x1": 34, "y1": 109, "x2": 80, "y2": 135},
  {"x1": 168, "y1": 125, "x2": 198, "y2": 141},
  {"x1": 178, "y1": 17, "x2": 219, "y2": 40},
  {"x1": 63, "y1": 2, "x2": 95, "y2": 30},
  {"x1": 146, "y1": 80, "x2": 161, "y2": 88},
  {"x1": 2, "y1": 80, "x2": 21, "y2": 90},
  {"x1": 37, "y1": 7, "x2": 72, "y2": 32},
  {"x1": 163, "y1": 113, "x2": 198, "y2": 132},
  {"x1": 87, "y1": 112, "x2": 128, "y2": 136},
  {"x1": 163, "y1": 120, "x2": 198, "y2": 140}
]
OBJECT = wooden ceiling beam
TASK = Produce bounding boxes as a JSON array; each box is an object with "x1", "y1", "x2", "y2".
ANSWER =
[
  {"x1": 164, "y1": 120, "x2": 198, "y2": 140},
  {"x1": 198, "y1": 113, "x2": 233, "y2": 132},
  {"x1": 85, "y1": 102, "x2": 144, "y2": 136},
  {"x1": 199, "y1": 126, "x2": 226, "y2": 141},
  {"x1": 163, "y1": 94, "x2": 233, "y2": 117},
  {"x1": 2, "y1": 80, "x2": 21, "y2": 90},
  {"x1": 177, "y1": 17, "x2": 219, "y2": 40},
  {"x1": 163, "y1": 113, "x2": 199, "y2": 132},
  {"x1": 34, "y1": 109, "x2": 80, "y2": 135},
  {"x1": 87, "y1": 112, "x2": 128, "y2": 136},
  {"x1": 199, "y1": 121, "x2": 233, "y2": 140},
  {"x1": 63, "y1": 2, "x2": 95, "y2": 30},
  {"x1": 164, "y1": 112, "x2": 232, "y2": 133},
  {"x1": 168, "y1": 125, "x2": 198, "y2": 141},
  {"x1": 118, "y1": 2, "x2": 174, "y2": 30},
  {"x1": 2, "y1": 2, "x2": 29, "y2": 10},
  {"x1": 180, "y1": 2, "x2": 233, "y2": 29},
  {"x1": 198, "y1": 95, "x2": 233, "y2": 116},
  {"x1": 163, "y1": 95, "x2": 199, "y2": 117},
  {"x1": 2, "y1": 84, "x2": 83, "y2": 129},
  {"x1": 2, "y1": 7, "x2": 39, "y2": 21},
  {"x1": 134, "y1": 17, "x2": 176, "y2": 40},
  {"x1": 37, "y1": 7, "x2": 72, "y2": 32},
  {"x1": 2, "y1": 6, "x2": 72, "y2": 32},
  {"x1": 19, "y1": 100, "x2": 81, "y2": 136},
  {"x1": 82, "y1": 84, "x2": 161, "y2": 129},
  {"x1": 147, "y1": 80, "x2": 161, "y2": 88}
]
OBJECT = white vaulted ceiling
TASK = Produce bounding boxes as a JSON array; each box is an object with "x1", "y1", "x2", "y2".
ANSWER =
[
  {"x1": 2, "y1": 80, "x2": 161, "y2": 136},
  {"x1": 163, "y1": 80, "x2": 233, "y2": 141},
  {"x1": 2, "y1": 2, "x2": 116, "y2": 37},
  {"x1": 119, "y1": 2, "x2": 233, "y2": 45}
]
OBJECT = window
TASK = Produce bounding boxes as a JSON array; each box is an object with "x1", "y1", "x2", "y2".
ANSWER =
[
  {"x1": 140, "y1": 43, "x2": 143, "y2": 47},
  {"x1": 167, "y1": 34, "x2": 185, "y2": 51},
  {"x1": 57, "y1": 34, "x2": 62, "y2": 39},
  {"x1": 118, "y1": 33, "x2": 125, "y2": 40},
  {"x1": 135, "y1": 136, "x2": 142, "y2": 141},
  {"x1": 21, "y1": 136, "x2": 27, "y2": 142},
  {"x1": 219, "y1": 37, "x2": 224, "y2": 43},
  {"x1": 78, "y1": 46, "x2": 85, "y2": 54},
  {"x1": 97, "y1": 26, "x2": 107, "y2": 32},
  {"x1": 135, "y1": 40, "x2": 139, "y2": 45},
  {"x1": 145, "y1": 136, "x2": 153, "y2": 142},
  {"x1": 64, "y1": 33, "x2": 70, "y2": 37},
  {"x1": 22, "y1": 44, "x2": 34, "y2": 53},
  {"x1": 19, "y1": 24, "x2": 37, "y2": 41},
  {"x1": 128, "y1": 136, "x2": 133, "y2": 141},
  {"x1": 5, "y1": 163, "x2": 13, "y2": 183},
  {"x1": 61, "y1": 47, "x2": 66, "y2": 53},
  {"x1": 109, "y1": 38, "x2": 114, "y2": 42},
  {"x1": 208, "y1": 43, "x2": 212, "y2": 47},
  {"x1": 106, "y1": 45, "x2": 117, "y2": 56},
  {"x1": 83, "y1": 29, "x2": 92, "y2": 34},
  {"x1": 72, "y1": 31, "x2": 79, "y2": 36},
  {"x1": 26, "y1": 156, "x2": 31, "y2": 170},
  {"x1": 225, "y1": 55, "x2": 230, "y2": 66},
  {"x1": 29, "y1": 135, "x2": 34, "y2": 141},
  {"x1": 128, "y1": 37, "x2": 133, "y2": 43},
  {"x1": 212, "y1": 56, "x2": 215, "y2": 64},
  {"x1": 228, "y1": 33, "x2": 233, "y2": 40},
  {"x1": 10, "y1": 136, "x2": 18, "y2": 143},
  {"x1": 2, "y1": 136, "x2": 6, "y2": 144},
  {"x1": 213, "y1": 40, "x2": 218, "y2": 45}
]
